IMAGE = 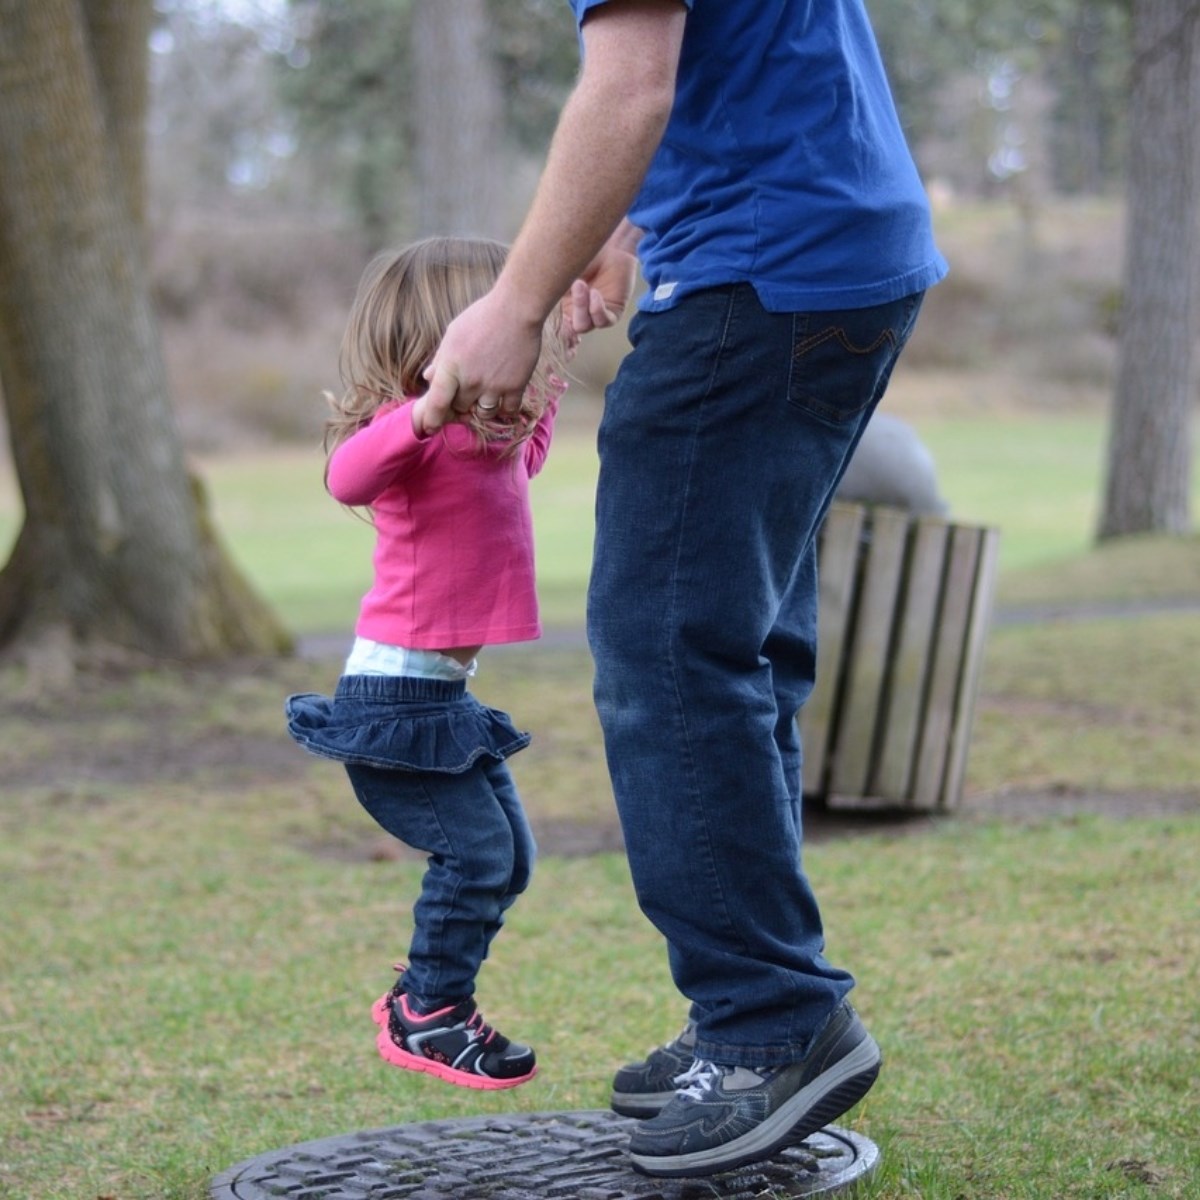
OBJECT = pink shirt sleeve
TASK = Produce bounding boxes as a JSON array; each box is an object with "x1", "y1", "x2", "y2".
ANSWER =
[
  {"x1": 326, "y1": 401, "x2": 431, "y2": 506},
  {"x1": 523, "y1": 381, "x2": 566, "y2": 479}
]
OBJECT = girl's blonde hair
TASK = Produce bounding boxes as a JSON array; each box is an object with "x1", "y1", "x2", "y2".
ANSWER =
[{"x1": 325, "y1": 236, "x2": 565, "y2": 465}]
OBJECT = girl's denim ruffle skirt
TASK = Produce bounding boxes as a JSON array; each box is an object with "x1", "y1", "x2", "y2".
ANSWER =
[{"x1": 285, "y1": 674, "x2": 530, "y2": 774}]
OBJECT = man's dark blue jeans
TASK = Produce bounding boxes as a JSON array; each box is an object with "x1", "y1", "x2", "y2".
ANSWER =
[{"x1": 587, "y1": 283, "x2": 925, "y2": 1067}]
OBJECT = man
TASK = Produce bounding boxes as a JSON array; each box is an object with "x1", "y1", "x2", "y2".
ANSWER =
[{"x1": 422, "y1": 0, "x2": 947, "y2": 1179}]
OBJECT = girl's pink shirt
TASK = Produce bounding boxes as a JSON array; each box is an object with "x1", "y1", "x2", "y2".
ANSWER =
[{"x1": 326, "y1": 394, "x2": 560, "y2": 649}]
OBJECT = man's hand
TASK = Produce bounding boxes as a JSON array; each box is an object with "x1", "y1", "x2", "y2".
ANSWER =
[
  {"x1": 419, "y1": 287, "x2": 545, "y2": 435},
  {"x1": 420, "y1": 231, "x2": 640, "y2": 435}
]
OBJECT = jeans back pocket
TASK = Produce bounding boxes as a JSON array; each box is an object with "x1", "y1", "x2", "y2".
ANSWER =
[{"x1": 787, "y1": 292, "x2": 924, "y2": 426}]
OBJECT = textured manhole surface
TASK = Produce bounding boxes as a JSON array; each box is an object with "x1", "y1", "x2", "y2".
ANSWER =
[{"x1": 211, "y1": 1109, "x2": 879, "y2": 1199}]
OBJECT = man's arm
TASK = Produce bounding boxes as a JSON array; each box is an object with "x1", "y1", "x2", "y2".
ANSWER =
[{"x1": 419, "y1": 0, "x2": 687, "y2": 432}]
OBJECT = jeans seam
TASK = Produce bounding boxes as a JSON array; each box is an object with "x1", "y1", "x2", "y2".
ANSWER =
[
  {"x1": 408, "y1": 775, "x2": 457, "y2": 1000},
  {"x1": 663, "y1": 287, "x2": 752, "y2": 959}
]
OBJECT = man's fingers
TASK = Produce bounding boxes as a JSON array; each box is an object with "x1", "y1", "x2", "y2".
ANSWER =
[{"x1": 476, "y1": 393, "x2": 523, "y2": 417}]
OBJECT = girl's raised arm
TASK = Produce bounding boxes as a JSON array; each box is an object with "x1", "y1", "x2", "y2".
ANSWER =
[{"x1": 327, "y1": 401, "x2": 431, "y2": 506}]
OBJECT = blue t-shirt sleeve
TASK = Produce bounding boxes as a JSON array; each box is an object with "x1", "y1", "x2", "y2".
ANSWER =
[
  {"x1": 568, "y1": 0, "x2": 692, "y2": 24},
  {"x1": 563, "y1": 0, "x2": 945, "y2": 312}
]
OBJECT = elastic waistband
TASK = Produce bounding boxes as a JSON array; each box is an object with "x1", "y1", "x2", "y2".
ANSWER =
[{"x1": 334, "y1": 674, "x2": 468, "y2": 703}]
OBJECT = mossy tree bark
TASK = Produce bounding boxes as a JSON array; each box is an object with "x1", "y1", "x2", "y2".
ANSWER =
[{"x1": 0, "y1": 0, "x2": 291, "y2": 671}]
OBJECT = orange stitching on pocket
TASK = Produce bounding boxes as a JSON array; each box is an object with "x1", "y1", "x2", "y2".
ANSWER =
[{"x1": 793, "y1": 325, "x2": 898, "y2": 361}]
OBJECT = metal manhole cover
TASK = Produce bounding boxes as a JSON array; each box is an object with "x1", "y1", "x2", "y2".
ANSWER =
[{"x1": 211, "y1": 1109, "x2": 879, "y2": 1199}]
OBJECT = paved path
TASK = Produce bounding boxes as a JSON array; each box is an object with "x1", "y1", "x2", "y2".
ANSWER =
[{"x1": 990, "y1": 595, "x2": 1200, "y2": 627}]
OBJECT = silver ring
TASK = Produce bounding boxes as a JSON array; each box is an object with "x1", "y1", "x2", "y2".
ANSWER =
[{"x1": 478, "y1": 399, "x2": 499, "y2": 413}]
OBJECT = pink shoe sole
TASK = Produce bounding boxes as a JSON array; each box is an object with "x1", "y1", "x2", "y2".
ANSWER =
[{"x1": 370, "y1": 994, "x2": 537, "y2": 1091}]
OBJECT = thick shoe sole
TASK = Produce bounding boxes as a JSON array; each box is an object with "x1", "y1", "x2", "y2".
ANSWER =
[
  {"x1": 370, "y1": 994, "x2": 537, "y2": 1092},
  {"x1": 629, "y1": 1033, "x2": 881, "y2": 1178}
]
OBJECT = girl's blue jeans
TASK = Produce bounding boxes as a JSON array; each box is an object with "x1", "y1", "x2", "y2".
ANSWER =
[
  {"x1": 285, "y1": 674, "x2": 536, "y2": 1009},
  {"x1": 587, "y1": 283, "x2": 925, "y2": 1067}
]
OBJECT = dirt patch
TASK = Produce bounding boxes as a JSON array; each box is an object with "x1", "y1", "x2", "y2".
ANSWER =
[
  {"x1": 3, "y1": 656, "x2": 1196, "y2": 858},
  {"x1": 300, "y1": 786, "x2": 1200, "y2": 862},
  {"x1": 0, "y1": 656, "x2": 314, "y2": 791},
  {"x1": 301, "y1": 815, "x2": 629, "y2": 864},
  {"x1": 959, "y1": 784, "x2": 1200, "y2": 823}
]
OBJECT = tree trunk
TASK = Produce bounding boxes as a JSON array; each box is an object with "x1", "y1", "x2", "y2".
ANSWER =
[
  {"x1": 1098, "y1": 0, "x2": 1199, "y2": 539},
  {"x1": 0, "y1": 0, "x2": 290, "y2": 670},
  {"x1": 81, "y1": 0, "x2": 152, "y2": 233},
  {"x1": 411, "y1": 0, "x2": 507, "y2": 239}
]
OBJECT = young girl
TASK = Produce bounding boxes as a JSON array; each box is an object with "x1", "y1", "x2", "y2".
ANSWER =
[{"x1": 286, "y1": 237, "x2": 568, "y2": 1091}]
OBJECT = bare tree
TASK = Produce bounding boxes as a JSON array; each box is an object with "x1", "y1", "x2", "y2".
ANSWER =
[
  {"x1": 0, "y1": 0, "x2": 290, "y2": 674},
  {"x1": 1098, "y1": 0, "x2": 1199, "y2": 538},
  {"x1": 411, "y1": 0, "x2": 506, "y2": 238}
]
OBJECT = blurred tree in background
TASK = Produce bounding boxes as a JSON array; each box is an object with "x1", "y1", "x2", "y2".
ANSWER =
[
  {"x1": 872, "y1": 0, "x2": 1130, "y2": 200},
  {"x1": 0, "y1": 0, "x2": 291, "y2": 674},
  {"x1": 1099, "y1": 0, "x2": 1199, "y2": 538},
  {"x1": 150, "y1": 0, "x2": 1136, "y2": 242},
  {"x1": 409, "y1": 0, "x2": 504, "y2": 238},
  {"x1": 149, "y1": 2, "x2": 306, "y2": 218},
  {"x1": 0, "y1": 0, "x2": 1194, "y2": 683},
  {"x1": 272, "y1": 0, "x2": 576, "y2": 247},
  {"x1": 274, "y1": 0, "x2": 414, "y2": 249}
]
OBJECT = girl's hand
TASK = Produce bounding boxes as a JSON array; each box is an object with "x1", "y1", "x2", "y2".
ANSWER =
[
  {"x1": 558, "y1": 294, "x2": 583, "y2": 362},
  {"x1": 566, "y1": 243, "x2": 639, "y2": 339},
  {"x1": 409, "y1": 395, "x2": 431, "y2": 437}
]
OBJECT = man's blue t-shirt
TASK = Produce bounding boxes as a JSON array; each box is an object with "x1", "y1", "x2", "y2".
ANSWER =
[{"x1": 568, "y1": 0, "x2": 947, "y2": 312}]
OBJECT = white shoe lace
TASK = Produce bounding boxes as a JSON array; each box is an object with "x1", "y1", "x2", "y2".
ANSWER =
[{"x1": 675, "y1": 1058, "x2": 724, "y2": 1101}]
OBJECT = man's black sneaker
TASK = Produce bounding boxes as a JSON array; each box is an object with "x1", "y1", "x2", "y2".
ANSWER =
[
  {"x1": 627, "y1": 1001, "x2": 880, "y2": 1177},
  {"x1": 370, "y1": 968, "x2": 536, "y2": 1090},
  {"x1": 611, "y1": 1020, "x2": 697, "y2": 1117}
]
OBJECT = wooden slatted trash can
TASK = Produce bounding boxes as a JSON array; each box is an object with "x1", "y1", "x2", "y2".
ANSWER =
[{"x1": 799, "y1": 502, "x2": 1000, "y2": 812}]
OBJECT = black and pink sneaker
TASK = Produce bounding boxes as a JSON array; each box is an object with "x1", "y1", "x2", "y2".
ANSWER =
[{"x1": 371, "y1": 973, "x2": 536, "y2": 1090}]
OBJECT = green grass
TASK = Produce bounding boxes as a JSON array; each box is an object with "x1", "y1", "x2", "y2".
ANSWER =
[
  {"x1": 918, "y1": 411, "x2": 1110, "y2": 571},
  {"x1": 2, "y1": 401, "x2": 1200, "y2": 1198},
  {"x1": 197, "y1": 450, "x2": 376, "y2": 636},
  {"x1": 2, "y1": 756, "x2": 1196, "y2": 1199},
  {"x1": 2, "y1": 405, "x2": 1197, "y2": 635},
  {"x1": 969, "y1": 612, "x2": 1200, "y2": 794},
  {"x1": 997, "y1": 531, "x2": 1200, "y2": 608},
  {"x1": 200, "y1": 407, "x2": 1200, "y2": 635},
  {"x1": 2, "y1": 549, "x2": 1199, "y2": 1197}
]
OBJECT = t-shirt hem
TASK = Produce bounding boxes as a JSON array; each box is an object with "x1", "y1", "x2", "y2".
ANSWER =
[{"x1": 637, "y1": 256, "x2": 949, "y2": 314}]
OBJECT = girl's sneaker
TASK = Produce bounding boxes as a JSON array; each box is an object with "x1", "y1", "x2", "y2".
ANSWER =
[{"x1": 372, "y1": 976, "x2": 536, "y2": 1090}]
